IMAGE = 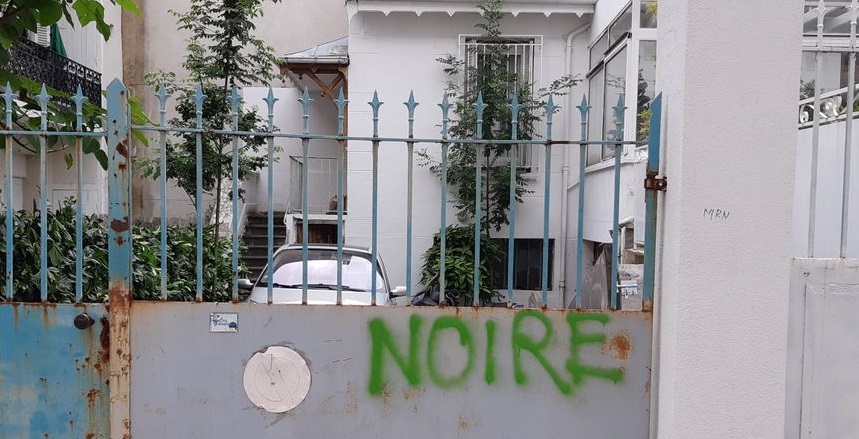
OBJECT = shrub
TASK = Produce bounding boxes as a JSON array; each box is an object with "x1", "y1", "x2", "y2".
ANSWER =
[
  {"x1": 0, "y1": 199, "x2": 244, "y2": 302},
  {"x1": 419, "y1": 225, "x2": 504, "y2": 306}
]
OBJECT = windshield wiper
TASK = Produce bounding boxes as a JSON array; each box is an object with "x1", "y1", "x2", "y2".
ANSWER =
[{"x1": 262, "y1": 282, "x2": 368, "y2": 292}]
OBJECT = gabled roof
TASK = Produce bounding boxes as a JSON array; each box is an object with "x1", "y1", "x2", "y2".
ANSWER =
[
  {"x1": 280, "y1": 36, "x2": 349, "y2": 66},
  {"x1": 346, "y1": 0, "x2": 595, "y2": 19}
]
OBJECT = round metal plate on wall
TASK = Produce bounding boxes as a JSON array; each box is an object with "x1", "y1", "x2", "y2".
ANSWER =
[{"x1": 243, "y1": 346, "x2": 312, "y2": 413}]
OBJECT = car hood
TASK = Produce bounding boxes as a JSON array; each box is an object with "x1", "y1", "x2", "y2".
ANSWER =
[{"x1": 248, "y1": 287, "x2": 390, "y2": 306}]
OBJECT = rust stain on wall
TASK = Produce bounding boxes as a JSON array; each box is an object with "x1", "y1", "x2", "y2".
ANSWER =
[
  {"x1": 402, "y1": 387, "x2": 425, "y2": 401},
  {"x1": 457, "y1": 416, "x2": 469, "y2": 431},
  {"x1": 602, "y1": 330, "x2": 632, "y2": 361}
]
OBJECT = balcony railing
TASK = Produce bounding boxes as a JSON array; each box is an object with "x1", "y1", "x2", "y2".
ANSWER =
[{"x1": 8, "y1": 39, "x2": 102, "y2": 106}]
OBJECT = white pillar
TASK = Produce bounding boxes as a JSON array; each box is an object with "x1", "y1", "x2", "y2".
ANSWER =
[{"x1": 654, "y1": 2, "x2": 801, "y2": 438}]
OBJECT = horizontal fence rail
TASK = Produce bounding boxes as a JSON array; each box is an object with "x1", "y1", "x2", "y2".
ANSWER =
[{"x1": 0, "y1": 78, "x2": 661, "y2": 311}]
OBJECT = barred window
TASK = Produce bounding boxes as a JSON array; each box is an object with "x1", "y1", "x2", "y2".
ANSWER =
[{"x1": 460, "y1": 35, "x2": 542, "y2": 169}]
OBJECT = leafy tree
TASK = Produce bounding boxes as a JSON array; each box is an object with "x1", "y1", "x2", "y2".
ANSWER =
[
  {"x1": 0, "y1": 1, "x2": 146, "y2": 169},
  {"x1": 145, "y1": 0, "x2": 280, "y2": 230},
  {"x1": 418, "y1": 0, "x2": 577, "y2": 305}
]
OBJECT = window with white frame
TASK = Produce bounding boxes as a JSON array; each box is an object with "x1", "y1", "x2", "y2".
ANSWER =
[
  {"x1": 460, "y1": 35, "x2": 543, "y2": 169},
  {"x1": 586, "y1": 1, "x2": 658, "y2": 165}
]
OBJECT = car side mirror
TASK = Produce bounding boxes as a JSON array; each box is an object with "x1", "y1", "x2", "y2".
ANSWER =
[
  {"x1": 391, "y1": 286, "x2": 407, "y2": 297},
  {"x1": 238, "y1": 279, "x2": 254, "y2": 291}
]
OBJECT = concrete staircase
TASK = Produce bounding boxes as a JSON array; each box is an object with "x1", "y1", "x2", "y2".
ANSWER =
[{"x1": 242, "y1": 212, "x2": 287, "y2": 280}]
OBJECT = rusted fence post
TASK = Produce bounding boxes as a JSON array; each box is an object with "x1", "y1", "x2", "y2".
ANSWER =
[{"x1": 106, "y1": 78, "x2": 132, "y2": 439}]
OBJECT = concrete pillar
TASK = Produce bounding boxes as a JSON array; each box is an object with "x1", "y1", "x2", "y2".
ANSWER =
[{"x1": 654, "y1": 2, "x2": 801, "y2": 438}]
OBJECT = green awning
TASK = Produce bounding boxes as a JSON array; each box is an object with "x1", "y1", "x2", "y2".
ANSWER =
[{"x1": 49, "y1": 24, "x2": 67, "y2": 57}]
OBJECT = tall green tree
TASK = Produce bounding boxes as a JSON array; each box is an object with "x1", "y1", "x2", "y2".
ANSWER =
[
  {"x1": 428, "y1": 0, "x2": 576, "y2": 234},
  {"x1": 419, "y1": 0, "x2": 577, "y2": 305},
  {"x1": 146, "y1": 0, "x2": 280, "y2": 229}
]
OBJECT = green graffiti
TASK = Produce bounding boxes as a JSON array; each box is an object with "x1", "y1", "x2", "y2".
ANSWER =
[
  {"x1": 511, "y1": 310, "x2": 572, "y2": 395},
  {"x1": 368, "y1": 315, "x2": 423, "y2": 396},
  {"x1": 367, "y1": 311, "x2": 627, "y2": 397},
  {"x1": 426, "y1": 316, "x2": 475, "y2": 388},
  {"x1": 566, "y1": 313, "x2": 624, "y2": 385},
  {"x1": 484, "y1": 319, "x2": 497, "y2": 385}
]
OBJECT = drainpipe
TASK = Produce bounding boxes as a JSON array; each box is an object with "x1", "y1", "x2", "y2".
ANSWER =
[{"x1": 559, "y1": 23, "x2": 590, "y2": 308}]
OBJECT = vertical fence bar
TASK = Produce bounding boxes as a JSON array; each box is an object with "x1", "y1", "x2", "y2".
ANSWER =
[
  {"x1": 37, "y1": 85, "x2": 49, "y2": 302},
  {"x1": 194, "y1": 85, "x2": 205, "y2": 301},
  {"x1": 335, "y1": 89, "x2": 347, "y2": 305},
  {"x1": 73, "y1": 86, "x2": 86, "y2": 303},
  {"x1": 610, "y1": 96, "x2": 627, "y2": 310},
  {"x1": 473, "y1": 93, "x2": 485, "y2": 307},
  {"x1": 263, "y1": 89, "x2": 278, "y2": 304},
  {"x1": 369, "y1": 92, "x2": 383, "y2": 306},
  {"x1": 229, "y1": 87, "x2": 241, "y2": 301},
  {"x1": 541, "y1": 95, "x2": 557, "y2": 307},
  {"x1": 439, "y1": 95, "x2": 451, "y2": 306},
  {"x1": 575, "y1": 96, "x2": 590, "y2": 309},
  {"x1": 106, "y1": 79, "x2": 132, "y2": 439},
  {"x1": 643, "y1": 94, "x2": 662, "y2": 304},
  {"x1": 843, "y1": 0, "x2": 858, "y2": 258},
  {"x1": 507, "y1": 94, "x2": 520, "y2": 305},
  {"x1": 405, "y1": 91, "x2": 418, "y2": 299},
  {"x1": 3, "y1": 84, "x2": 12, "y2": 301},
  {"x1": 299, "y1": 89, "x2": 312, "y2": 304},
  {"x1": 810, "y1": 0, "x2": 826, "y2": 257},
  {"x1": 155, "y1": 85, "x2": 169, "y2": 300}
]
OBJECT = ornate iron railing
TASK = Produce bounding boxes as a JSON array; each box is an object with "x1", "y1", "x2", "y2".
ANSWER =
[{"x1": 8, "y1": 39, "x2": 102, "y2": 106}]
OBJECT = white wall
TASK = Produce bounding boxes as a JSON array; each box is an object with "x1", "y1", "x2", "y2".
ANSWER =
[
  {"x1": 793, "y1": 120, "x2": 859, "y2": 258},
  {"x1": 347, "y1": 11, "x2": 589, "y2": 305},
  {"x1": 654, "y1": 1, "x2": 800, "y2": 438}
]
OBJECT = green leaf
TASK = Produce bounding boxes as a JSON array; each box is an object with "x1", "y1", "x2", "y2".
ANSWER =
[
  {"x1": 113, "y1": 0, "x2": 142, "y2": 15},
  {"x1": 36, "y1": 3, "x2": 65, "y2": 26},
  {"x1": 72, "y1": 0, "x2": 111, "y2": 40},
  {"x1": 64, "y1": 152, "x2": 73, "y2": 169},
  {"x1": 91, "y1": 149, "x2": 108, "y2": 169}
]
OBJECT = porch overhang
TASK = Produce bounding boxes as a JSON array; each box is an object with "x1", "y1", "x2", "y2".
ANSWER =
[
  {"x1": 278, "y1": 36, "x2": 349, "y2": 102},
  {"x1": 346, "y1": 0, "x2": 595, "y2": 19}
]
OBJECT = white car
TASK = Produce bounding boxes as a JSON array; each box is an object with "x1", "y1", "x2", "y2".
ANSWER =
[{"x1": 240, "y1": 244, "x2": 405, "y2": 305}]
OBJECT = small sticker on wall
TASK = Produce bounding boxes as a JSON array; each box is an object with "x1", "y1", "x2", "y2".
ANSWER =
[{"x1": 210, "y1": 313, "x2": 238, "y2": 333}]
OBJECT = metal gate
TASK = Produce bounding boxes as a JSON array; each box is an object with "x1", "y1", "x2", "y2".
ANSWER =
[{"x1": 1, "y1": 78, "x2": 663, "y2": 438}]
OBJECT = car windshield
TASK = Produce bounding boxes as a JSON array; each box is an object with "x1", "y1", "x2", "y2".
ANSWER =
[{"x1": 257, "y1": 249, "x2": 386, "y2": 293}]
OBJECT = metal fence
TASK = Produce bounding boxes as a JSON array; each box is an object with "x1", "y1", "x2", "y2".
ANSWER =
[
  {"x1": 800, "y1": 0, "x2": 859, "y2": 258},
  {"x1": 0, "y1": 78, "x2": 662, "y2": 310}
]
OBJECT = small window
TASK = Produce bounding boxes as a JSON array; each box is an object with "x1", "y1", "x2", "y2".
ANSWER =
[
  {"x1": 590, "y1": 33, "x2": 608, "y2": 70},
  {"x1": 490, "y1": 239, "x2": 554, "y2": 291},
  {"x1": 609, "y1": 6, "x2": 633, "y2": 43},
  {"x1": 640, "y1": 1, "x2": 658, "y2": 28},
  {"x1": 637, "y1": 41, "x2": 658, "y2": 142}
]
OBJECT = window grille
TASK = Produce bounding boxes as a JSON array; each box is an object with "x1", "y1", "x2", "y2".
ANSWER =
[{"x1": 460, "y1": 35, "x2": 542, "y2": 169}]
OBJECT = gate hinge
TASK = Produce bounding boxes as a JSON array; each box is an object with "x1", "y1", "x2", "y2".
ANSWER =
[{"x1": 644, "y1": 173, "x2": 668, "y2": 191}]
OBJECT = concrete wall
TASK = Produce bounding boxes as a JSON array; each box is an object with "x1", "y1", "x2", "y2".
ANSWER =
[
  {"x1": 129, "y1": 303, "x2": 652, "y2": 438},
  {"x1": 347, "y1": 11, "x2": 590, "y2": 306},
  {"x1": 787, "y1": 258, "x2": 859, "y2": 439},
  {"x1": 654, "y1": 1, "x2": 801, "y2": 438}
]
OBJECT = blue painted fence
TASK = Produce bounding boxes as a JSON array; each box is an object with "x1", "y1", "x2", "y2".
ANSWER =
[{"x1": 0, "y1": 79, "x2": 662, "y2": 309}]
